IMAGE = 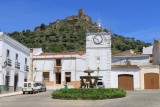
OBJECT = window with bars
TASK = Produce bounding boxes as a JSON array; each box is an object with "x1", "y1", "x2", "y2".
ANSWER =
[
  {"x1": 65, "y1": 72, "x2": 71, "y2": 82},
  {"x1": 43, "y1": 72, "x2": 49, "y2": 82},
  {"x1": 56, "y1": 59, "x2": 62, "y2": 66}
]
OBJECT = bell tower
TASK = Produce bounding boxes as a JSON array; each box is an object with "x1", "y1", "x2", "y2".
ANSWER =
[{"x1": 86, "y1": 31, "x2": 112, "y2": 88}]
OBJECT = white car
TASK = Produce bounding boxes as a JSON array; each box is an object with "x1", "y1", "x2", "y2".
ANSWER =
[
  {"x1": 35, "y1": 82, "x2": 47, "y2": 92},
  {"x1": 22, "y1": 82, "x2": 39, "y2": 94}
]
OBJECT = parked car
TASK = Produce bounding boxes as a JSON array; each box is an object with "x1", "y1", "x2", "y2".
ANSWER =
[
  {"x1": 22, "y1": 82, "x2": 39, "y2": 94},
  {"x1": 35, "y1": 82, "x2": 47, "y2": 92},
  {"x1": 97, "y1": 79, "x2": 104, "y2": 88}
]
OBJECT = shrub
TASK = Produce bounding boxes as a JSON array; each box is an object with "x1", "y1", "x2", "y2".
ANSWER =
[{"x1": 52, "y1": 88, "x2": 126, "y2": 100}]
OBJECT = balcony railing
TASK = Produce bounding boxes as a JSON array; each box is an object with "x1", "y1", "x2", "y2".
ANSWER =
[
  {"x1": 5, "y1": 58, "x2": 12, "y2": 67},
  {"x1": 54, "y1": 68, "x2": 62, "y2": 72},
  {"x1": 54, "y1": 65, "x2": 62, "y2": 68},
  {"x1": 15, "y1": 62, "x2": 20, "y2": 69},
  {"x1": 24, "y1": 65, "x2": 29, "y2": 72}
]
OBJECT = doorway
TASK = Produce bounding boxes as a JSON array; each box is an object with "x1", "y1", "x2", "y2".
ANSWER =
[
  {"x1": 118, "y1": 74, "x2": 134, "y2": 90},
  {"x1": 14, "y1": 75, "x2": 18, "y2": 91},
  {"x1": 144, "y1": 73, "x2": 159, "y2": 89},
  {"x1": 56, "y1": 73, "x2": 61, "y2": 84},
  {"x1": 5, "y1": 76, "x2": 10, "y2": 91}
]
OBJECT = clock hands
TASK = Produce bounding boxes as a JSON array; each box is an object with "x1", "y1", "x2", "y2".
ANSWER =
[
  {"x1": 93, "y1": 35, "x2": 103, "y2": 44},
  {"x1": 94, "y1": 36, "x2": 100, "y2": 43}
]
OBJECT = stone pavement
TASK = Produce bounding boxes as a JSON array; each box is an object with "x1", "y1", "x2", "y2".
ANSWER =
[{"x1": 0, "y1": 91, "x2": 22, "y2": 98}]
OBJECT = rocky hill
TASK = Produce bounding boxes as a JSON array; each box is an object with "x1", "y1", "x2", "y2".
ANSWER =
[{"x1": 8, "y1": 9, "x2": 151, "y2": 54}]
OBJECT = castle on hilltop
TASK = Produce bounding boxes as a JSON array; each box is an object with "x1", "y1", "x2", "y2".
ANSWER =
[{"x1": 67, "y1": 9, "x2": 91, "y2": 22}]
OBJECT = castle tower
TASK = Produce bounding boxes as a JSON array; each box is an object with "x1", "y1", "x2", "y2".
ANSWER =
[{"x1": 78, "y1": 9, "x2": 85, "y2": 18}]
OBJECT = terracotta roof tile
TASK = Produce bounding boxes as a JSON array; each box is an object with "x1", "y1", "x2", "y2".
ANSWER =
[
  {"x1": 112, "y1": 65, "x2": 139, "y2": 69},
  {"x1": 113, "y1": 50, "x2": 136, "y2": 56},
  {"x1": 39, "y1": 51, "x2": 86, "y2": 56}
]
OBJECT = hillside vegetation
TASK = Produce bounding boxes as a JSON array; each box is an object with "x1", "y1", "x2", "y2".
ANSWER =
[{"x1": 8, "y1": 10, "x2": 151, "y2": 54}]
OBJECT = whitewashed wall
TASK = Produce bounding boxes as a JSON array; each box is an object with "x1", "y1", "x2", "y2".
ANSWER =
[
  {"x1": 62, "y1": 59, "x2": 76, "y2": 81},
  {"x1": 0, "y1": 40, "x2": 3, "y2": 85},
  {"x1": 86, "y1": 32, "x2": 112, "y2": 88},
  {"x1": 111, "y1": 68, "x2": 140, "y2": 90},
  {"x1": 112, "y1": 56, "x2": 150, "y2": 66},
  {"x1": 86, "y1": 48, "x2": 111, "y2": 70},
  {"x1": 0, "y1": 32, "x2": 30, "y2": 89},
  {"x1": 2, "y1": 38, "x2": 29, "y2": 87},
  {"x1": 76, "y1": 56, "x2": 87, "y2": 81},
  {"x1": 33, "y1": 60, "x2": 54, "y2": 81},
  {"x1": 33, "y1": 56, "x2": 78, "y2": 82},
  {"x1": 143, "y1": 46, "x2": 153, "y2": 55}
]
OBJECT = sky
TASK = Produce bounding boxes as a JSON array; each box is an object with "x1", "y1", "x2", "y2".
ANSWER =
[{"x1": 0, "y1": 0, "x2": 160, "y2": 43}]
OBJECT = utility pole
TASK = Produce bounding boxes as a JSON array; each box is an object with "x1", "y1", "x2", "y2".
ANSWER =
[{"x1": 29, "y1": 48, "x2": 33, "y2": 82}]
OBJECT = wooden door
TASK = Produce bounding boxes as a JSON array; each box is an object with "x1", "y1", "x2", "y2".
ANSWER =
[
  {"x1": 144, "y1": 73, "x2": 159, "y2": 89},
  {"x1": 118, "y1": 74, "x2": 134, "y2": 90}
]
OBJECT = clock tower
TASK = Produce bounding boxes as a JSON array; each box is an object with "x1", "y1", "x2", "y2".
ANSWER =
[{"x1": 86, "y1": 32, "x2": 112, "y2": 88}]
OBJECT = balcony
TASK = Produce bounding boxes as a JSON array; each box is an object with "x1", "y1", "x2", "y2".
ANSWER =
[
  {"x1": 54, "y1": 68, "x2": 62, "y2": 72},
  {"x1": 54, "y1": 65, "x2": 62, "y2": 68},
  {"x1": 54, "y1": 59, "x2": 62, "y2": 68},
  {"x1": 15, "y1": 62, "x2": 20, "y2": 69},
  {"x1": 24, "y1": 65, "x2": 29, "y2": 72},
  {"x1": 5, "y1": 58, "x2": 12, "y2": 67}
]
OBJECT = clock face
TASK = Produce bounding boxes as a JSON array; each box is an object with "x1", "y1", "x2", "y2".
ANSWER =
[{"x1": 93, "y1": 35, "x2": 103, "y2": 44}]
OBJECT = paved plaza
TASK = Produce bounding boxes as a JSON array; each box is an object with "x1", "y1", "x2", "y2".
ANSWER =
[{"x1": 0, "y1": 90, "x2": 160, "y2": 107}]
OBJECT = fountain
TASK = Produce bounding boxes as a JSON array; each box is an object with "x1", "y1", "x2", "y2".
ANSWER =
[{"x1": 80, "y1": 69, "x2": 103, "y2": 88}]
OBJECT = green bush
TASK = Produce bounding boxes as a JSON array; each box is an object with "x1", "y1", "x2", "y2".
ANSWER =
[{"x1": 52, "y1": 88, "x2": 126, "y2": 100}]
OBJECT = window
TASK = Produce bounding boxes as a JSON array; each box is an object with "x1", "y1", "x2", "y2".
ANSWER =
[
  {"x1": 15, "y1": 54, "x2": 18, "y2": 61},
  {"x1": 24, "y1": 83, "x2": 27, "y2": 87},
  {"x1": 56, "y1": 59, "x2": 61, "y2": 66},
  {"x1": 6, "y1": 49, "x2": 12, "y2": 66},
  {"x1": 33, "y1": 83, "x2": 36, "y2": 87},
  {"x1": 65, "y1": 72, "x2": 71, "y2": 82},
  {"x1": 25, "y1": 58, "x2": 27, "y2": 64},
  {"x1": 28, "y1": 83, "x2": 31, "y2": 87},
  {"x1": 97, "y1": 57, "x2": 100, "y2": 64},
  {"x1": 24, "y1": 77, "x2": 27, "y2": 82},
  {"x1": 43, "y1": 72, "x2": 49, "y2": 82},
  {"x1": 6, "y1": 49, "x2": 10, "y2": 57}
]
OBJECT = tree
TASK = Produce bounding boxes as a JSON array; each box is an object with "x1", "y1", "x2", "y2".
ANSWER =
[{"x1": 48, "y1": 43, "x2": 64, "y2": 52}]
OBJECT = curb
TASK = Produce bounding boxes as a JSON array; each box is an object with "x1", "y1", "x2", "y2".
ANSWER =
[{"x1": 0, "y1": 91, "x2": 22, "y2": 98}]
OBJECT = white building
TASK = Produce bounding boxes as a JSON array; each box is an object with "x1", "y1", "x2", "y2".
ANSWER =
[
  {"x1": 0, "y1": 32, "x2": 30, "y2": 93},
  {"x1": 32, "y1": 32, "x2": 112, "y2": 89},
  {"x1": 143, "y1": 45, "x2": 153, "y2": 55},
  {"x1": 31, "y1": 32, "x2": 160, "y2": 90},
  {"x1": 32, "y1": 51, "x2": 87, "y2": 89},
  {"x1": 112, "y1": 55, "x2": 151, "y2": 66}
]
